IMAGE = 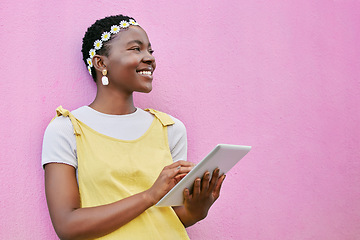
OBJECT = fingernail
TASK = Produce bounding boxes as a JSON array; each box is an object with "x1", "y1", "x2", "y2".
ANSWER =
[{"x1": 223, "y1": 175, "x2": 226, "y2": 180}]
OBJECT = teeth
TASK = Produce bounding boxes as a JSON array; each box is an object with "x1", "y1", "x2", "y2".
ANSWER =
[{"x1": 138, "y1": 71, "x2": 152, "y2": 75}]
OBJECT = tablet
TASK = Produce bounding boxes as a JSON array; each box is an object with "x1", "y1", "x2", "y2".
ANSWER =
[{"x1": 156, "y1": 144, "x2": 251, "y2": 206}]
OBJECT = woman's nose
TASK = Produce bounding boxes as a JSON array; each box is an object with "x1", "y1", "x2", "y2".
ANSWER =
[{"x1": 142, "y1": 51, "x2": 155, "y2": 64}]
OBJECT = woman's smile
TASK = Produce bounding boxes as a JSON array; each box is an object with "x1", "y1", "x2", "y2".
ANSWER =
[{"x1": 136, "y1": 67, "x2": 154, "y2": 79}]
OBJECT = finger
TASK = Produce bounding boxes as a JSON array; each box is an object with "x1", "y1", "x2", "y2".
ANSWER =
[
  {"x1": 193, "y1": 178, "x2": 201, "y2": 198},
  {"x1": 208, "y1": 168, "x2": 220, "y2": 192},
  {"x1": 183, "y1": 188, "x2": 191, "y2": 203},
  {"x1": 164, "y1": 164, "x2": 193, "y2": 182},
  {"x1": 163, "y1": 166, "x2": 183, "y2": 180},
  {"x1": 164, "y1": 161, "x2": 180, "y2": 169},
  {"x1": 201, "y1": 171, "x2": 210, "y2": 193},
  {"x1": 174, "y1": 173, "x2": 187, "y2": 179},
  {"x1": 173, "y1": 160, "x2": 196, "y2": 168},
  {"x1": 177, "y1": 166, "x2": 193, "y2": 174},
  {"x1": 181, "y1": 161, "x2": 196, "y2": 167},
  {"x1": 174, "y1": 173, "x2": 187, "y2": 184},
  {"x1": 213, "y1": 175, "x2": 226, "y2": 199},
  {"x1": 165, "y1": 161, "x2": 195, "y2": 173}
]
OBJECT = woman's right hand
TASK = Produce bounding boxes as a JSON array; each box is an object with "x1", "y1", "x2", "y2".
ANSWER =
[{"x1": 145, "y1": 160, "x2": 195, "y2": 205}]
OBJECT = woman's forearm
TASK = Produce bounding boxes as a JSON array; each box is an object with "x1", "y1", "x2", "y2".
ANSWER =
[{"x1": 53, "y1": 190, "x2": 155, "y2": 240}]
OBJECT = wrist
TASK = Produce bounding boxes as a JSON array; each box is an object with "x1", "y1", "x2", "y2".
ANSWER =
[
  {"x1": 184, "y1": 205, "x2": 208, "y2": 222},
  {"x1": 175, "y1": 206, "x2": 205, "y2": 227},
  {"x1": 142, "y1": 189, "x2": 158, "y2": 207}
]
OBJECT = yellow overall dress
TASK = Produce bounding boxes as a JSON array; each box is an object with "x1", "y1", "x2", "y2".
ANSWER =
[{"x1": 56, "y1": 106, "x2": 190, "y2": 240}]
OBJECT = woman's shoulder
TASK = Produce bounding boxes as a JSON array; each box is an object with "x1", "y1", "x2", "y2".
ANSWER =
[
  {"x1": 167, "y1": 114, "x2": 186, "y2": 132},
  {"x1": 42, "y1": 108, "x2": 78, "y2": 169},
  {"x1": 45, "y1": 111, "x2": 73, "y2": 134},
  {"x1": 144, "y1": 108, "x2": 186, "y2": 130},
  {"x1": 152, "y1": 110, "x2": 187, "y2": 161},
  {"x1": 43, "y1": 105, "x2": 87, "y2": 143}
]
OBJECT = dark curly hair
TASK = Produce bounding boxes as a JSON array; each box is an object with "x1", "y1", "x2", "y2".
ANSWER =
[{"x1": 82, "y1": 14, "x2": 136, "y2": 82}]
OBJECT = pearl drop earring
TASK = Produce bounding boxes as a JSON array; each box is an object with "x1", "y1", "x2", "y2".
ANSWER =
[{"x1": 102, "y1": 69, "x2": 109, "y2": 86}]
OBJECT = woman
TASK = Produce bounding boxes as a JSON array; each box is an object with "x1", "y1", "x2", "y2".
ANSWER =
[{"x1": 42, "y1": 14, "x2": 225, "y2": 240}]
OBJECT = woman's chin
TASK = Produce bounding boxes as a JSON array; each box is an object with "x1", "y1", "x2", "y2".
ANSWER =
[
  {"x1": 144, "y1": 88, "x2": 152, "y2": 93},
  {"x1": 138, "y1": 86, "x2": 152, "y2": 93}
]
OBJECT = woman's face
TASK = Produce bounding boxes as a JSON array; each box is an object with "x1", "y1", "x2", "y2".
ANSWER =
[{"x1": 104, "y1": 26, "x2": 156, "y2": 93}]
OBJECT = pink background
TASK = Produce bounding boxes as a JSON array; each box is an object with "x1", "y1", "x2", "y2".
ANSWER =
[{"x1": 1, "y1": 0, "x2": 360, "y2": 239}]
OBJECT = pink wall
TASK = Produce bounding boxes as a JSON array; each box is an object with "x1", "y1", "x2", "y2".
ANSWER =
[{"x1": 1, "y1": 0, "x2": 359, "y2": 239}]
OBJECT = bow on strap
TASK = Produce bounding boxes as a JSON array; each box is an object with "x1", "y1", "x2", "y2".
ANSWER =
[
  {"x1": 55, "y1": 106, "x2": 81, "y2": 136},
  {"x1": 145, "y1": 108, "x2": 175, "y2": 127}
]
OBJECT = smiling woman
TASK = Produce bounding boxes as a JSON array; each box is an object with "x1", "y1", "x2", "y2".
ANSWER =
[{"x1": 41, "y1": 14, "x2": 225, "y2": 240}]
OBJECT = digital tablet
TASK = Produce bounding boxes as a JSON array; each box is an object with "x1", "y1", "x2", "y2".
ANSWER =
[{"x1": 156, "y1": 144, "x2": 251, "y2": 207}]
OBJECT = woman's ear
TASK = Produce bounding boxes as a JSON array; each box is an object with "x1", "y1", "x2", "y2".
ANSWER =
[{"x1": 93, "y1": 55, "x2": 107, "y2": 72}]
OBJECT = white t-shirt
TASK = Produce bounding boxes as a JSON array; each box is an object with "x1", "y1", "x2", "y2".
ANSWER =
[{"x1": 41, "y1": 106, "x2": 187, "y2": 168}]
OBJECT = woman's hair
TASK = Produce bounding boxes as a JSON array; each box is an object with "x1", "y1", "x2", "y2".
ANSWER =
[{"x1": 82, "y1": 14, "x2": 136, "y2": 82}]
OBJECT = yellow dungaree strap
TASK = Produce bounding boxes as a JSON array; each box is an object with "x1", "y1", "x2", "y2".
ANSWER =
[
  {"x1": 55, "y1": 106, "x2": 81, "y2": 136},
  {"x1": 145, "y1": 108, "x2": 175, "y2": 126}
]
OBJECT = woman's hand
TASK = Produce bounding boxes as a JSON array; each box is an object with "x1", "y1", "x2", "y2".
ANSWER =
[
  {"x1": 173, "y1": 168, "x2": 225, "y2": 227},
  {"x1": 145, "y1": 160, "x2": 195, "y2": 205}
]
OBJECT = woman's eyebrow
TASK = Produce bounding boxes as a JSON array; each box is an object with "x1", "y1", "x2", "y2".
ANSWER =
[{"x1": 127, "y1": 40, "x2": 152, "y2": 47}]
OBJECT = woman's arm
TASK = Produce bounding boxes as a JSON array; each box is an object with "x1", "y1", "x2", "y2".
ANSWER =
[
  {"x1": 45, "y1": 160, "x2": 193, "y2": 240},
  {"x1": 173, "y1": 168, "x2": 225, "y2": 227}
]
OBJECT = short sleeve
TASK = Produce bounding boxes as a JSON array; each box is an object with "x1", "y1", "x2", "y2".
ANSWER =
[
  {"x1": 167, "y1": 116, "x2": 187, "y2": 162},
  {"x1": 41, "y1": 116, "x2": 78, "y2": 169}
]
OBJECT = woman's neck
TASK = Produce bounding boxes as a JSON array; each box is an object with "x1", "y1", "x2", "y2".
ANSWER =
[{"x1": 89, "y1": 87, "x2": 136, "y2": 115}]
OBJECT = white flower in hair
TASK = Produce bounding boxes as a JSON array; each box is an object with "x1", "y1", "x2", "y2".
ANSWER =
[
  {"x1": 129, "y1": 19, "x2": 138, "y2": 25},
  {"x1": 101, "y1": 32, "x2": 111, "y2": 41},
  {"x1": 110, "y1": 25, "x2": 120, "y2": 34},
  {"x1": 89, "y1": 49, "x2": 96, "y2": 58},
  {"x1": 87, "y1": 58, "x2": 93, "y2": 67},
  {"x1": 94, "y1": 40, "x2": 103, "y2": 50},
  {"x1": 87, "y1": 65, "x2": 92, "y2": 75},
  {"x1": 120, "y1": 20, "x2": 130, "y2": 28}
]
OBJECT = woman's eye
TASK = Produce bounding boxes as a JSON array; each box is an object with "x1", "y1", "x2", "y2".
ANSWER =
[
  {"x1": 149, "y1": 49, "x2": 154, "y2": 54},
  {"x1": 131, "y1": 47, "x2": 141, "y2": 51}
]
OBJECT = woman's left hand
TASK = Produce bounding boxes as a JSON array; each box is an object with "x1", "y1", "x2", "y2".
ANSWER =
[{"x1": 173, "y1": 168, "x2": 225, "y2": 227}]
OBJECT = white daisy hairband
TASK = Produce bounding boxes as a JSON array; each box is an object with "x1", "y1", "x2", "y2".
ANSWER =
[{"x1": 86, "y1": 19, "x2": 139, "y2": 75}]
